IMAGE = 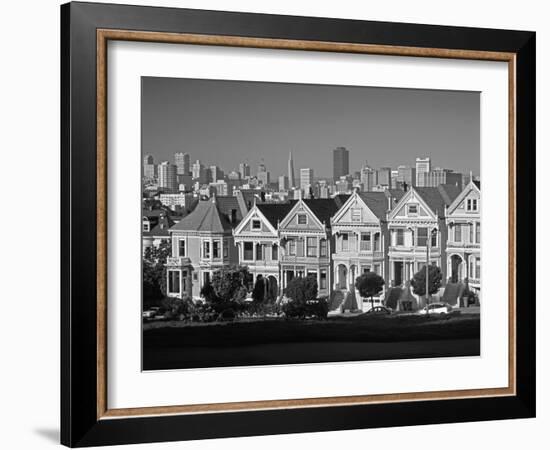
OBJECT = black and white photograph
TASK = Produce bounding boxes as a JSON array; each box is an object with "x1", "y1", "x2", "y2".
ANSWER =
[{"x1": 141, "y1": 77, "x2": 482, "y2": 370}]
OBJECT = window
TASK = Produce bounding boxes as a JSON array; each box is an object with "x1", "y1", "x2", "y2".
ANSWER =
[
  {"x1": 473, "y1": 199, "x2": 479, "y2": 211},
  {"x1": 360, "y1": 233, "x2": 371, "y2": 251},
  {"x1": 256, "y1": 243, "x2": 263, "y2": 260},
  {"x1": 320, "y1": 239, "x2": 327, "y2": 257},
  {"x1": 342, "y1": 233, "x2": 349, "y2": 251},
  {"x1": 396, "y1": 229, "x2": 404, "y2": 246},
  {"x1": 202, "y1": 241, "x2": 210, "y2": 259},
  {"x1": 475, "y1": 257, "x2": 481, "y2": 279},
  {"x1": 454, "y1": 224, "x2": 462, "y2": 243},
  {"x1": 168, "y1": 270, "x2": 180, "y2": 294},
  {"x1": 296, "y1": 239, "x2": 304, "y2": 257},
  {"x1": 374, "y1": 233, "x2": 381, "y2": 251},
  {"x1": 213, "y1": 240, "x2": 220, "y2": 258},
  {"x1": 181, "y1": 271, "x2": 187, "y2": 293},
  {"x1": 203, "y1": 271, "x2": 210, "y2": 285},
  {"x1": 178, "y1": 239, "x2": 186, "y2": 257},
  {"x1": 417, "y1": 228, "x2": 428, "y2": 246},
  {"x1": 374, "y1": 264, "x2": 381, "y2": 275},
  {"x1": 475, "y1": 222, "x2": 480, "y2": 243},
  {"x1": 363, "y1": 266, "x2": 371, "y2": 274},
  {"x1": 193, "y1": 272, "x2": 198, "y2": 281},
  {"x1": 466, "y1": 198, "x2": 479, "y2": 211},
  {"x1": 288, "y1": 239, "x2": 296, "y2": 255},
  {"x1": 297, "y1": 214, "x2": 307, "y2": 225},
  {"x1": 251, "y1": 219, "x2": 261, "y2": 230},
  {"x1": 467, "y1": 199, "x2": 472, "y2": 211},
  {"x1": 469, "y1": 223, "x2": 474, "y2": 243},
  {"x1": 351, "y1": 208, "x2": 361, "y2": 222},
  {"x1": 320, "y1": 270, "x2": 327, "y2": 289},
  {"x1": 431, "y1": 230, "x2": 437, "y2": 247},
  {"x1": 272, "y1": 244, "x2": 278, "y2": 260},
  {"x1": 223, "y1": 240, "x2": 229, "y2": 258},
  {"x1": 243, "y1": 242, "x2": 253, "y2": 260},
  {"x1": 408, "y1": 204, "x2": 418, "y2": 216},
  {"x1": 307, "y1": 237, "x2": 317, "y2": 257},
  {"x1": 143, "y1": 221, "x2": 150, "y2": 232}
]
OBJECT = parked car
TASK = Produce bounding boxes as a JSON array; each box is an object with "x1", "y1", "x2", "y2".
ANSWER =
[
  {"x1": 142, "y1": 306, "x2": 160, "y2": 319},
  {"x1": 365, "y1": 306, "x2": 392, "y2": 316},
  {"x1": 418, "y1": 302, "x2": 453, "y2": 315}
]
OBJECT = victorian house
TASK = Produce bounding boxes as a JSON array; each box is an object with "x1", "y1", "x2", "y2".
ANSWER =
[
  {"x1": 387, "y1": 185, "x2": 461, "y2": 307},
  {"x1": 142, "y1": 210, "x2": 174, "y2": 255},
  {"x1": 445, "y1": 179, "x2": 481, "y2": 296},
  {"x1": 278, "y1": 196, "x2": 349, "y2": 298},
  {"x1": 233, "y1": 202, "x2": 294, "y2": 299},
  {"x1": 166, "y1": 196, "x2": 240, "y2": 299}
]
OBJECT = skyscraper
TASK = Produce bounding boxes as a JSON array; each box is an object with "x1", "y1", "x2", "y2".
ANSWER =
[
  {"x1": 397, "y1": 165, "x2": 416, "y2": 188},
  {"x1": 416, "y1": 157, "x2": 431, "y2": 187},
  {"x1": 333, "y1": 146, "x2": 349, "y2": 181},
  {"x1": 238, "y1": 162, "x2": 250, "y2": 179},
  {"x1": 174, "y1": 152, "x2": 190, "y2": 175},
  {"x1": 288, "y1": 151, "x2": 296, "y2": 189},
  {"x1": 360, "y1": 165, "x2": 376, "y2": 191},
  {"x1": 158, "y1": 161, "x2": 178, "y2": 192},
  {"x1": 376, "y1": 167, "x2": 392, "y2": 188},
  {"x1": 300, "y1": 168, "x2": 314, "y2": 194},
  {"x1": 209, "y1": 165, "x2": 224, "y2": 182},
  {"x1": 143, "y1": 154, "x2": 156, "y2": 180},
  {"x1": 278, "y1": 175, "x2": 289, "y2": 191}
]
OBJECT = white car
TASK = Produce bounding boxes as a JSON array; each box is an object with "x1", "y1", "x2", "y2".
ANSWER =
[{"x1": 418, "y1": 302, "x2": 453, "y2": 315}]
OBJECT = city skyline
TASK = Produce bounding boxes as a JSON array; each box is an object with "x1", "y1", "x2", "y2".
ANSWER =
[{"x1": 142, "y1": 77, "x2": 480, "y2": 178}]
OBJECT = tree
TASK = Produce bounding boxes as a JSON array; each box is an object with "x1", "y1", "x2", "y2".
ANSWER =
[
  {"x1": 142, "y1": 240, "x2": 171, "y2": 306},
  {"x1": 252, "y1": 275, "x2": 266, "y2": 303},
  {"x1": 285, "y1": 275, "x2": 318, "y2": 305},
  {"x1": 354, "y1": 272, "x2": 385, "y2": 309},
  {"x1": 209, "y1": 265, "x2": 250, "y2": 303},
  {"x1": 410, "y1": 265, "x2": 443, "y2": 304}
]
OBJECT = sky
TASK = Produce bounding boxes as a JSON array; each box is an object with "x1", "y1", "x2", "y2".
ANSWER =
[{"x1": 142, "y1": 77, "x2": 480, "y2": 179}]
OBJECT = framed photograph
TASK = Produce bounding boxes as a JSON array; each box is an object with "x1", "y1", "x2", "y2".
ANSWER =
[{"x1": 61, "y1": 2, "x2": 535, "y2": 447}]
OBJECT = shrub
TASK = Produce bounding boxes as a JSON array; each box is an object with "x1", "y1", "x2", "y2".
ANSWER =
[
  {"x1": 355, "y1": 272, "x2": 385, "y2": 309},
  {"x1": 283, "y1": 298, "x2": 328, "y2": 320},
  {"x1": 285, "y1": 275, "x2": 318, "y2": 305}
]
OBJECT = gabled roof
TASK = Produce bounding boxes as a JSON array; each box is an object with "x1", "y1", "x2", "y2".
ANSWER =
[
  {"x1": 385, "y1": 189, "x2": 406, "y2": 202},
  {"x1": 143, "y1": 213, "x2": 174, "y2": 237},
  {"x1": 413, "y1": 185, "x2": 461, "y2": 217},
  {"x1": 215, "y1": 195, "x2": 247, "y2": 225},
  {"x1": 358, "y1": 192, "x2": 390, "y2": 220},
  {"x1": 256, "y1": 203, "x2": 295, "y2": 228},
  {"x1": 303, "y1": 196, "x2": 350, "y2": 225},
  {"x1": 447, "y1": 180, "x2": 481, "y2": 215},
  {"x1": 170, "y1": 198, "x2": 233, "y2": 233}
]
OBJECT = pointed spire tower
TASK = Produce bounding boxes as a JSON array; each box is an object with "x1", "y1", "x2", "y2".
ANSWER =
[{"x1": 288, "y1": 150, "x2": 296, "y2": 189}]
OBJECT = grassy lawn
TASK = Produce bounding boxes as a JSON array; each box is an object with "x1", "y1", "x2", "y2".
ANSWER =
[{"x1": 143, "y1": 313, "x2": 480, "y2": 348}]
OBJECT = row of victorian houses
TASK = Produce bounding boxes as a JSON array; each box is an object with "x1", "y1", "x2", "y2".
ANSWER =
[{"x1": 145, "y1": 179, "x2": 481, "y2": 311}]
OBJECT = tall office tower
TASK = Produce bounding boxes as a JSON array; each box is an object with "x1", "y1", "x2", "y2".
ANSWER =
[
  {"x1": 239, "y1": 162, "x2": 250, "y2": 179},
  {"x1": 300, "y1": 168, "x2": 314, "y2": 193},
  {"x1": 278, "y1": 175, "x2": 289, "y2": 191},
  {"x1": 397, "y1": 165, "x2": 416, "y2": 188},
  {"x1": 143, "y1": 154, "x2": 156, "y2": 180},
  {"x1": 360, "y1": 163, "x2": 376, "y2": 192},
  {"x1": 174, "y1": 152, "x2": 190, "y2": 175},
  {"x1": 209, "y1": 165, "x2": 224, "y2": 182},
  {"x1": 376, "y1": 167, "x2": 393, "y2": 188},
  {"x1": 258, "y1": 170, "x2": 270, "y2": 186},
  {"x1": 192, "y1": 160, "x2": 208, "y2": 184},
  {"x1": 318, "y1": 180, "x2": 329, "y2": 198},
  {"x1": 158, "y1": 161, "x2": 178, "y2": 192},
  {"x1": 333, "y1": 146, "x2": 349, "y2": 181},
  {"x1": 424, "y1": 168, "x2": 463, "y2": 189},
  {"x1": 416, "y1": 157, "x2": 431, "y2": 187},
  {"x1": 288, "y1": 151, "x2": 296, "y2": 188}
]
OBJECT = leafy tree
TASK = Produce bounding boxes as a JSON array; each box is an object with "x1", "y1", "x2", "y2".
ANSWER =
[
  {"x1": 142, "y1": 240, "x2": 171, "y2": 305},
  {"x1": 355, "y1": 272, "x2": 385, "y2": 309},
  {"x1": 252, "y1": 275, "x2": 266, "y2": 303},
  {"x1": 285, "y1": 275, "x2": 318, "y2": 305},
  {"x1": 410, "y1": 265, "x2": 443, "y2": 303},
  {"x1": 209, "y1": 265, "x2": 251, "y2": 303},
  {"x1": 200, "y1": 281, "x2": 219, "y2": 303}
]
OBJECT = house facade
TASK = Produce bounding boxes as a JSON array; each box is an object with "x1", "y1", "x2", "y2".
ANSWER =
[
  {"x1": 387, "y1": 185, "x2": 460, "y2": 309},
  {"x1": 278, "y1": 197, "x2": 348, "y2": 298},
  {"x1": 233, "y1": 202, "x2": 294, "y2": 300},
  {"x1": 445, "y1": 180, "x2": 481, "y2": 295},
  {"x1": 166, "y1": 197, "x2": 239, "y2": 299},
  {"x1": 330, "y1": 191, "x2": 390, "y2": 308}
]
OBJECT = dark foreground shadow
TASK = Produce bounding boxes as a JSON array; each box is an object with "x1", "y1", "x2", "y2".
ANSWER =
[{"x1": 34, "y1": 428, "x2": 59, "y2": 444}]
